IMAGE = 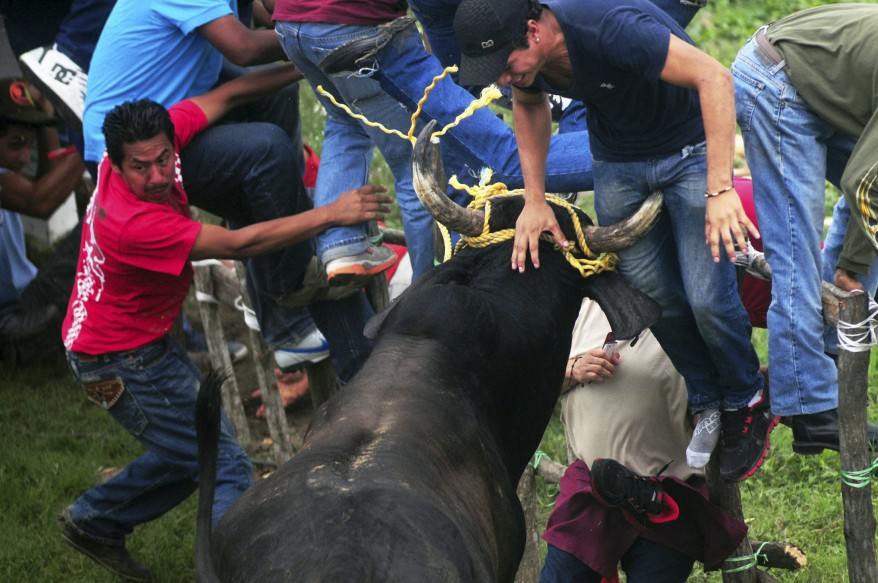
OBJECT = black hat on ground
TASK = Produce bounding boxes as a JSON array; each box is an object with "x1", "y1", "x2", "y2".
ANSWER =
[
  {"x1": 454, "y1": 0, "x2": 529, "y2": 87},
  {"x1": 0, "y1": 79, "x2": 55, "y2": 126}
]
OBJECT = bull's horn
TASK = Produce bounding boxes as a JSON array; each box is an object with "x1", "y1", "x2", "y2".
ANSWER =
[
  {"x1": 412, "y1": 120, "x2": 485, "y2": 237},
  {"x1": 583, "y1": 192, "x2": 663, "y2": 253}
]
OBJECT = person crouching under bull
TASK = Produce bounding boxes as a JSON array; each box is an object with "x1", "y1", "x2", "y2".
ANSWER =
[
  {"x1": 58, "y1": 74, "x2": 391, "y2": 581},
  {"x1": 541, "y1": 299, "x2": 747, "y2": 582}
]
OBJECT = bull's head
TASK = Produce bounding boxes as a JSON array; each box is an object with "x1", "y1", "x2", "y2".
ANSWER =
[{"x1": 412, "y1": 120, "x2": 663, "y2": 252}]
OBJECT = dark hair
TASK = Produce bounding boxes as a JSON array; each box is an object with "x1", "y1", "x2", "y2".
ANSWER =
[
  {"x1": 513, "y1": 0, "x2": 544, "y2": 50},
  {"x1": 102, "y1": 99, "x2": 174, "y2": 166}
]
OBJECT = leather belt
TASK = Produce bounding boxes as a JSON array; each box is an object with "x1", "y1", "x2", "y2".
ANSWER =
[{"x1": 754, "y1": 25, "x2": 786, "y2": 69}]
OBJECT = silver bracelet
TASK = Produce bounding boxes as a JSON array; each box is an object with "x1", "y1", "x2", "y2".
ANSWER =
[{"x1": 705, "y1": 184, "x2": 734, "y2": 198}]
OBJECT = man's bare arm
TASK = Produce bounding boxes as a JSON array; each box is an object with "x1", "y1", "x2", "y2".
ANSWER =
[
  {"x1": 188, "y1": 64, "x2": 302, "y2": 125},
  {"x1": 511, "y1": 86, "x2": 568, "y2": 271},
  {"x1": 198, "y1": 14, "x2": 286, "y2": 66},
  {"x1": 191, "y1": 185, "x2": 390, "y2": 260},
  {"x1": 661, "y1": 35, "x2": 759, "y2": 262}
]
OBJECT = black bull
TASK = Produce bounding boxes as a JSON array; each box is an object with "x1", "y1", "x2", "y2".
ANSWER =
[{"x1": 196, "y1": 122, "x2": 663, "y2": 583}]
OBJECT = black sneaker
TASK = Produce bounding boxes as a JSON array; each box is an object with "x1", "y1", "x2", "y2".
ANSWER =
[
  {"x1": 321, "y1": 16, "x2": 417, "y2": 74},
  {"x1": 590, "y1": 459, "x2": 677, "y2": 527},
  {"x1": 719, "y1": 389, "x2": 779, "y2": 481},
  {"x1": 59, "y1": 508, "x2": 151, "y2": 582}
]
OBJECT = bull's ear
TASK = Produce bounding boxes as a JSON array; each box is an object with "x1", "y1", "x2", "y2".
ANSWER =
[
  {"x1": 582, "y1": 272, "x2": 661, "y2": 340},
  {"x1": 363, "y1": 290, "x2": 408, "y2": 339}
]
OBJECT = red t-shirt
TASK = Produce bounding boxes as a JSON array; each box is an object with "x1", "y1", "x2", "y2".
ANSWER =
[
  {"x1": 62, "y1": 100, "x2": 207, "y2": 354},
  {"x1": 273, "y1": 0, "x2": 407, "y2": 26}
]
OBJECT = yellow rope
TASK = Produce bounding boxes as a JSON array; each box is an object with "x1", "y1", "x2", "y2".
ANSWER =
[
  {"x1": 317, "y1": 66, "x2": 615, "y2": 278},
  {"x1": 407, "y1": 65, "x2": 458, "y2": 143}
]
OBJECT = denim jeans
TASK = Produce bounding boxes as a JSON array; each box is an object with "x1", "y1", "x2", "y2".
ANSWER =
[
  {"x1": 594, "y1": 143, "x2": 763, "y2": 411},
  {"x1": 274, "y1": 21, "x2": 435, "y2": 279},
  {"x1": 180, "y1": 110, "x2": 375, "y2": 380},
  {"x1": 371, "y1": 21, "x2": 593, "y2": 196},
  {"x1": 180, "y1": 96, "x2": 317, "y2": 350},
  {"x1": 53, "y1": 0, "x2": 115, "y2": 71},
  {"x1": 821, "y1": 197, "x2": 878, "y2": 355},
  {"x1": 65, "y1": 337, "x2": 252, "y2": 543},
  {"x1": 733, "y1": 38, "x2": 847, "y2": 415},
  {"x1": 539, "y1": 541, "x2": 693, "y2": 583}
]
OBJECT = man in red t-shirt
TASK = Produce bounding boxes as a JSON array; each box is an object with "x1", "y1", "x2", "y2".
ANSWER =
[{"x1": 58, "y1": 66, "x2": 390, "y2": 581}]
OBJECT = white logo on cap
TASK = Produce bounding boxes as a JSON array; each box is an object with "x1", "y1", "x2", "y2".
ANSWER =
[{"x1": 481, "y1": 40, "x2": 495, "y2": 49}]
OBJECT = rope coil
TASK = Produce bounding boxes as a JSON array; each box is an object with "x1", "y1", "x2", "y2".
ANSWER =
[
  {"x1": 722, "y1": 541, "x2": 769, "y2": 574},
  {"x1": 840, "y1": 457, "x2": 878, "y2": 488},
  {"x1": 837, "y1": 301, "x2": 878, "y2": 352}
]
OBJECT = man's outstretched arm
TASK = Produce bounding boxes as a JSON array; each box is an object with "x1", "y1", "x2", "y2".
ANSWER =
[{"x1": 188, "y1": 64, "x2": 303, "y2": 125}]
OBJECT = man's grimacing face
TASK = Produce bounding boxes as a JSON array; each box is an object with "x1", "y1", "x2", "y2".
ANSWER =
[{"x1": 112, "y1": 134, "x2": 175, "y2": 202}]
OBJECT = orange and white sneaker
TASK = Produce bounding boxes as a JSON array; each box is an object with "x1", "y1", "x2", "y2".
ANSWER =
[{"x1": 325, "y1": 244, "x2": 397, "y2": 287}]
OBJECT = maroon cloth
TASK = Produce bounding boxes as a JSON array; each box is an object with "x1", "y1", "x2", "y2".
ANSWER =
[
  {"x1": 735, "y1": 176, "x2": 770, "y2": 328},
  {"x1": 543, "y1": 460, "x2": 748, "y2": 579},
  {"x1": 273, "y1": 0, "x2": 407, "y2": 26}
]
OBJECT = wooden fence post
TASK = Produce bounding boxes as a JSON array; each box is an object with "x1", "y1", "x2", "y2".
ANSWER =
[
  {"x1": 234, "y1": 262, "x2": 299, "y2": 462},
  {"x1": 193, "y1": 262, "x2": 251, "y2": 446},
  {"x1": 837, "y1": 291, "x2": 878, "y2": 583},
  {"x1": 514, "y1": 465, "x2": 540, "y2": 583}
]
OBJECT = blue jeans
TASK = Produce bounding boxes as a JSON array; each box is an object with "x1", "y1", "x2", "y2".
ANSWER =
[
  {"x1": 540, "y1": 542, "x2": 693, "y2": 583},
  {"x1": 821, "y1": 197, "x2": 878, "y2": 355},
  {"x1": 733, "y1": 38, "x2": 847, "y2": 415},
  {"x1": 65, "y1": 337, "x2": 252, "y2": 543},
  {"x1": 181, "y1": 114, "x2": 374, "y2": 381},
  {"x1": 594, "y1": 143, "x2": 763, "y2": 411},
  {"x1": 370, "y1": 20, "x2": 594, "y2": 195},
  {"x1": 54, "y1": 0, "x2": 115, "y2": 71},
  {"x1": 275, "y1": 21, "x2": 435, "y2": 279}
]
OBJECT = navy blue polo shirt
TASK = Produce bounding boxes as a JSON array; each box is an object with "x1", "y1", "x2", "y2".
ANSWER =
[{"x1": 524, "y1": 0, "x2": 704, "y2": 162}]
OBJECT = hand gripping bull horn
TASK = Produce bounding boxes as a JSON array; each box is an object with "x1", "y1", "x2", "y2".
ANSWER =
[{"x1": 412, "y1": 120, "x2": 663, "y2": 252}]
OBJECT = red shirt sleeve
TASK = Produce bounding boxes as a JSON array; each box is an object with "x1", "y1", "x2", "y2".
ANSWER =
[
  {"x1": 169, "y1": 100, "x2": 209, "y2": 151},
  {"x1": 118, "y1": 207, "x2": 202, "y2": 276}
]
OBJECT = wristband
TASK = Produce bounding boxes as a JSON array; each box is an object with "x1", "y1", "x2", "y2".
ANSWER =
[
  {"x1": 704, "y1": 184, "x2": 734, "y2": 198},
  {"x1": 47, "y1": 145, "x2": 77, "y2": 160}
]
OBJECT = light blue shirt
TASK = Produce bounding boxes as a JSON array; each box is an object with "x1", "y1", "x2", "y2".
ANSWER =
[{"x1": 83, "y1": 0, "x2": 236, "y2": 162}]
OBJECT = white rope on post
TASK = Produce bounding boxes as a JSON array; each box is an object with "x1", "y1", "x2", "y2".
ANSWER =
[
  {"x1": 234, "y1": 295, "x2": 261, "y2": 332},
  {"x1": 837, "y1": 301, "x2": 878, "y2": 353}
]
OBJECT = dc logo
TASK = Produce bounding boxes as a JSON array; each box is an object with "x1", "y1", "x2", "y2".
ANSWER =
[{"x1": 481, "y1": 39, "x2": 494, "y2": 49}]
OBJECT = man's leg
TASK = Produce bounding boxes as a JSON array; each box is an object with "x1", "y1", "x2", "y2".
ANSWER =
[
  {"x1": 593, "y1": 159, "x2": 724, "y2": 414},
  {"x1": 656, "y1": 142, "x2": 763, "y2": 411},
  {"x1": 372, "y1": 25, "x2": 594, "y2": 195},
  {"x1": 538, "y1": 544, "x2": 603, "y2": 583},
  {"x1": 180, "y1": 122, "x2": 324, "y2": 351},
  {"x1": 621, "y1": 537, "x2": 694, "y2": 583},
  {"x1": 734, "y1": 39, "x2": 838, "y2": 418},
  {"x1": 276, "y1": 21, "x2": 427, "y2": 278},
  {"x1": 65, "y1": 339, "x2": 251, "y2": 541},
  {"x1": 52, "y1": 0, "x2": 115, "y2": 71}
]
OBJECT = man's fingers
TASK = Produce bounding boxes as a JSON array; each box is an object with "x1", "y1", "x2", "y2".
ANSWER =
[
  {"x1": 549, "y1": 223, "x2": 569, "y2": 250},
  {"x1": 529, "y1": 233, "x2": 541, "y2": 269},
  {"x1": 708, "y1": 227, "x2": 721, "y2": 263},
  {"x1": 742, "y1": 213, "x2": 760, "y2": 240}
]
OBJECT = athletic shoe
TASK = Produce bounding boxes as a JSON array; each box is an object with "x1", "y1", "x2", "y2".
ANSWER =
[
  {"x1": 325, "y1": 244, "x2": 397, "y2": 287},
  {"x1": 719, "y1": 389, "x2": 779, "y2": 482},
  {"x1": 686, "y1": 408, "x2": 721, "y2": 469},
  {"x1": 19, "y1": 45, "x2": 86, "y2": 125},
  {"x1": 590, "y1": 458, "x2": 679, "y2": 527},
  {"x1": 321, "y1": 16, "x2": 417, "y2": 74},
  {"x1": 59, "y1": 508, "x2": 151, "y2": 582},
  {"x1": 273, "y1": 328, "x2": 330, "y2": 372}
]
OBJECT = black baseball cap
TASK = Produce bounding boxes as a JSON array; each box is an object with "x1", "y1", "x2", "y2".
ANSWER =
[
  {"x1": 0, "y1": 79, "x2": 55, "y2": 126},
  {"x1": 454, "y1": 0, "x2": 529, "y2": 87}
]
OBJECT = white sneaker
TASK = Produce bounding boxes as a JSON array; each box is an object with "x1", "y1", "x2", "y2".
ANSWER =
[
  {"x1": 273, "y1": 328, "x2": 330, "y2": 372},
  {"x1": 19, "y1": 45, "x2": 87, "y2": 124}
]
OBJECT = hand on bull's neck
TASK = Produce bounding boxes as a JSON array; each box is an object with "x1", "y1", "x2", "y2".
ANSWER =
[{"x1": 511, "y1": 199, "x2": 569, "y2": 272}]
